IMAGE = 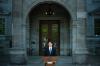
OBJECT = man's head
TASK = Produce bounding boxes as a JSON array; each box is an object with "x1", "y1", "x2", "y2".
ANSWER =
[{"x1": 48, "y1": 41, "x2": 53, "y2": 47}]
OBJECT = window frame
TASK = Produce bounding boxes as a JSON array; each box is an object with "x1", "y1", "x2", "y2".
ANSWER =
[
  {"x1": 92, "y1": 0, "x2": 100, "y2": 3},
  {"x1": 0, "y1": 16, "x2": 6, "y2": 35},
  {"x1": 0, "y1": 0, "x2": 8, "y2": 3},
  {"x1": 93, "y1": 15, "x2": 100, "y2": 36}
]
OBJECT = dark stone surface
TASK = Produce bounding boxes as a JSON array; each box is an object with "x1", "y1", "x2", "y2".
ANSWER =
[{"x1": 10, "y1": 54, "x2": 27, "y2": 64}]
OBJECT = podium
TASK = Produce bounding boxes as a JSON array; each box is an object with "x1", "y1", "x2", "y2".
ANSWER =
[{"x1": 43, "y1": 56, "x2": 57, "y2": 66}]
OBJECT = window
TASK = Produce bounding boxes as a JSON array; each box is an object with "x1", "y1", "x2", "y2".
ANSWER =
[
  {"x1": 0, "y1": 18, "x2": 5, "y2": 35},
  {"x1": 0, "y1": 0, "x2": 3, "y2": 3},
  {"x1": 94, "y1": 18, "x2": 100, "y2": 35},
  {"x1": 0, "y1": 0, "x2": 8, "y2": 3},
  {"x1": 93, "y1": 0, "x2": 100, "y2": 2}
]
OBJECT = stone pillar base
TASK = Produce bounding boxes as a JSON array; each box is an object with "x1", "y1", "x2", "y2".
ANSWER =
[
  {"x1": 73, "y1": 54, "x2": 88, "y2": 64},
  {"x1": 9, "y1": 49, "x2": 27, "y2": 64}
]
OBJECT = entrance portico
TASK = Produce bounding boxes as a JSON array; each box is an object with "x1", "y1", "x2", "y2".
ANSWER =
[
  {"x1": 10, "y1": 0, "x2": 88, "y2": 64},
  {"x1": 28, "y1": 3, "x2": 71, "y2": 56}
]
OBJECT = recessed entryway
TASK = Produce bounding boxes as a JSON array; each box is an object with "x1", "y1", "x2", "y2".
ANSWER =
[{"x1": 28, "y1": 2, "x2": 71, "y2": 56}]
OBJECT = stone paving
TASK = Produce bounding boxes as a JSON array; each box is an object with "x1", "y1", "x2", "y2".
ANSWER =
[{"x1": 1, "y1": 56, "x2": 100, "y2": 66}]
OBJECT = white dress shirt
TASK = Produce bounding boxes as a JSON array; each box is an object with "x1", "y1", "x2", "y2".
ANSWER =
[{"x1": 49, "y1": 47, "x2": 52, "y2": 54}]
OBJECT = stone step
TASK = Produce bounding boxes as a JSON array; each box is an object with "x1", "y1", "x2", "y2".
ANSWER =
[
  {"x1": 27, "y1": 56, "x2": 73, "y2": 66},
  {"x1": 8, "y1": 64, "x2": 100, "y2": 66},
  {"x1": 28, "y1": 56, "x2": 73, "y2": 63},
  {"x1": 57, "y1": 56, "x2": 73, "y2": 63}
]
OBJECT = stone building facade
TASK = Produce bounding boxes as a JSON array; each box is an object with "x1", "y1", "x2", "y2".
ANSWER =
[{"x1": 0, "y1": 0, "x2": 100, "y2": 65}]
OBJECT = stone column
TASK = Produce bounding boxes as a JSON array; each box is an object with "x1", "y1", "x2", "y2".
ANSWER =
[
  {"x1": 72, "y1": 0, "x2": 88, "y2": 64},
  {"x1": 10, "y1": 0, "x2": 27, "y2": 64}
]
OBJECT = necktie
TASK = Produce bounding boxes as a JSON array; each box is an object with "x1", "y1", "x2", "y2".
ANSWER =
[{"x1": 50, "y1": 48, "x2": 52, "y2": 54}]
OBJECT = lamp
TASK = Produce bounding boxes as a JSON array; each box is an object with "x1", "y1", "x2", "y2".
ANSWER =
[{"x1": 44, "y1": 4, "x2": 55, "y2": 15}]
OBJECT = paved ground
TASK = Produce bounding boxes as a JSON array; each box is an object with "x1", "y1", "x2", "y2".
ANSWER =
[
  {"x1": 9, "y1": 56, "x2": 73, "y2": 66},
  {"x1": 1, "y1": 55, "x2": 100, "y2": 66}
]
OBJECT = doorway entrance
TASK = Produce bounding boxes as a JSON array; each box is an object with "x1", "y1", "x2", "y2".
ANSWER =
[
  {"x1": 28, "y1": 2, "x2": 71, "y2": 56},
  {"x1": 39, "y1": 20, "x2": 60, "y2": 56}
]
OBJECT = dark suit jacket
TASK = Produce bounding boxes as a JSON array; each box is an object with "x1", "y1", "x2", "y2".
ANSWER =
[{"x1": 44, "y1": 47, "x2": 56, "y2": 56}]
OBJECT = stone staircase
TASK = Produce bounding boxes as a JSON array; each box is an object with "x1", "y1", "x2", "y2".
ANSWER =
[
  {"x1": 55, "y1": 56, "x2": 73, "y2": 66},
  {"x1": 8, "y1": 56, "x2": 100, "y2": 66},
  {"x1": 27, "y1": 56, "x2": 73, "y2": 66}
]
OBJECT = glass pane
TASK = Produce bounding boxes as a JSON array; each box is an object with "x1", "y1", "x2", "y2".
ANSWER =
[
  {"x1": 0, "y1": 18, "x2": 5, "y2": 35},
  {"x1": 41, "y1": 24, "x2": 48, "y2": 47},
  {"x1": 95, "y1": 28, "x2": 100, "y2": 35},
  {"x1": 95, "y1": 19, "x2": 100, "y2": 35},
  {"x1": 93, "y1": 0, "x2": 100, "y2": 2},
  {"x1": 95, "y1": 19, "x2": 100, "y2": 27},
  {"x1": 51, "y1": 24, "x2": 58, "y2": 47}
]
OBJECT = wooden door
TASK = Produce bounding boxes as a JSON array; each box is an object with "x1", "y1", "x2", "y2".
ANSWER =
[{"x1": 39, "y1": 20, "x2": 60, "y2": 56}]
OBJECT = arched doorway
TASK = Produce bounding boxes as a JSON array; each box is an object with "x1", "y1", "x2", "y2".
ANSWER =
[{"x1": 27, "y1": 2, "x2": 71, "y2": 56}]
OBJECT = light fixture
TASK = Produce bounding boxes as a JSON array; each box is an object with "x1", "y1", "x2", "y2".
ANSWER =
[{"x1": 44, "y1": 4, "x2": 55, "y2": 15}]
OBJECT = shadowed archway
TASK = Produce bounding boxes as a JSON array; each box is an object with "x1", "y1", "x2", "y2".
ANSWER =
[{"x1": 27, "y1": 2, "x2": 71, "y2": 56}]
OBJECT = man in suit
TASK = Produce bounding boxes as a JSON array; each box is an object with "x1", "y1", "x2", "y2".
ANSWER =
[{"x1": 44, "y1": 41, "x2": 56, "y2": 56}]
